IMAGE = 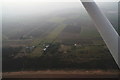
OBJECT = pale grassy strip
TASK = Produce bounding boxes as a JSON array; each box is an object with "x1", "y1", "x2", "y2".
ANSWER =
[{"x1": 28, "y1": 23, "x2": 67, "y2": 57}]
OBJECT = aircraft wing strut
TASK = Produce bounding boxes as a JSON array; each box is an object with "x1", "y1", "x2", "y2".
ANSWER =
[{"x1": 80, "y1": 0, "x2": 120, "y2": 68}]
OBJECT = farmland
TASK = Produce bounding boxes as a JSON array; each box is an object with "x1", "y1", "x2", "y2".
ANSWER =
[{"x1": 2, "y1": 2, "x2": 119, "y2": 78}]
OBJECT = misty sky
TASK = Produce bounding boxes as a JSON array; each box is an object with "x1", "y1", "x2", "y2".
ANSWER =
[
  {"x1": 2, "y1": 2, "x2": 83, "y2": 18},
  {"x1": 2, "y1": 0, "x2": 118, "y2": 17},
  {"x1": 2, "y1": 0, "x2": 118, "y2": 32}
]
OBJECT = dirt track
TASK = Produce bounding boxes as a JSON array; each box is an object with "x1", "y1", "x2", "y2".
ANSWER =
[{"x1": 3, "y1": 70, "x2": 120, "y2": 78}]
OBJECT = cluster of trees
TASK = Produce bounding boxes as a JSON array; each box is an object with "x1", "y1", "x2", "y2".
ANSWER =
[
  {"x1": 2, "y1": 44, "x2": 119, "y2": 72},
  {"x1": 2, "y1": 47, "x2": 22, "y2": 58}
]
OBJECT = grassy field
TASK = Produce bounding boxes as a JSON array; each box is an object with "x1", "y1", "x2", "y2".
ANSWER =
[
  {"x1": 27, "y1": 23, "x2": 67, "y2": 57},
  {"x1": 2, "y1": 9, "x2": 119, "y2": 73}
]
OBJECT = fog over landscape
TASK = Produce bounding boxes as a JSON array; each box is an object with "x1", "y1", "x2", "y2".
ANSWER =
[
  {"x1": 2, "y1": 1, "x2": 119, "y2": 78},
  {"x1": 2, "y1": 2, "x2": 118, "y2": 39}
]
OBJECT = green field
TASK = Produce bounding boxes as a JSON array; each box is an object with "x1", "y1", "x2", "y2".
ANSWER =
[{"x1": 2, "y1": 8, "x2": 119, "y2": 72}]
